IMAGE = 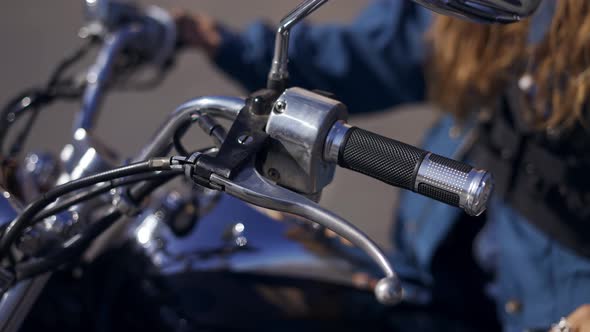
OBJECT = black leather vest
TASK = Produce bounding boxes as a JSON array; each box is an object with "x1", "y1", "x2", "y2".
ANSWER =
[{"x1": 470, "y1": 80, "x2": 590, "y2": 257}]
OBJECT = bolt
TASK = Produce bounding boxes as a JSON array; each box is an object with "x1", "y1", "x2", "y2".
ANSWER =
[
  {"x1": 267, "y1": 168, "x2": 281, "y2": 181},
  {"x1": 87, "y1": 71, "x2": 98, "y2": 84},
  {"x1": 235, "y1": 236, "x2": 248, "y2": 247},
  {"x1": 237, "y1": 134, "x2": 254, "y2": 145},
  {"x1": 78, "y1": 27, "x2": 90, "y2": 39},
  {"x1": 274, "y1": 101, "x2": 286, "y2": 114},
  {"x1": 21, "y1": 97, "x2": 31, "y2": 107}
]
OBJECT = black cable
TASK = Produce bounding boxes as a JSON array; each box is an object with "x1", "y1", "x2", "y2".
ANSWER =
[
  {"x1": 127, "y1": 171, "x2": 180, "y2": 205},
  {"x1": 0, "y1": 40, "x2": 93, "y2": 158},
  {"x1": 47, "y1": 39, "x2": 95, "y2": 89},
  {"x1": 0, "y1": 91, "x2": 49, "y2": 156},
  {"x1": 0, "y1": 159, "x2": 171, "y2": 257},
  {"x1": 111, "y1": 63, "x2": 170, "y2": 92},
  {"x1": 173, "y1": 121, "x2": 191, "y2": 156},
  {"x1": 33, "y1": 171, "x2": 180, "y2": 222},
  {"x1": 172, "y1": 115, "x2": 227, "y2": 156},
  {"x1": 7, "y1": 108, "x2": 40, "y2": 158},
  {"x1": 195, "y1": 114, "x2": 227, "y2": 147},
  {"x1": 15, "y1": 169, "x2": 180, "y2": 281},
  {"x1": 15, "y1": 209, "x2": 123, "y2": 280}
]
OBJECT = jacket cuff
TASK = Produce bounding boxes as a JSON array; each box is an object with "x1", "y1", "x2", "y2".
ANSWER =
[{"x1": 212, "y1": 25, "x2": 245, "y2": 77}]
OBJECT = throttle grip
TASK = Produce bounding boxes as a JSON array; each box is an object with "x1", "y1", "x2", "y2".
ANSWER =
[{"x1": 325, "y1": 123, "x2": 493, "y2": 216}]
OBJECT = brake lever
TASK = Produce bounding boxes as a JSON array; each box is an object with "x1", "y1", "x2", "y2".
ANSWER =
[{"x1": 208, "y1": 159, "x2": 403, "y2": 305}]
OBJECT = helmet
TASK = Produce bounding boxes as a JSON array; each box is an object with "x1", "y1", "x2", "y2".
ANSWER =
[{"x1": 413, "y1": 0, "x2": 542, "y2": 23}]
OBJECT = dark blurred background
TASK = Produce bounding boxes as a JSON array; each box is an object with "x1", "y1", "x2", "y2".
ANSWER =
[{"x1": 0, "y1": 0, "x2": 437, "y2": 248}]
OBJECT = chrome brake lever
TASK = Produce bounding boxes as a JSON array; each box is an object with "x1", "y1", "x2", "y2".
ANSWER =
[{"x1": 209, "y1": 160, "x2": 403, "y2": 305}]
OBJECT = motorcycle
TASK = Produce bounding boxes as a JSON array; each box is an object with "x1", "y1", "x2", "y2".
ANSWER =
[{"x1": 0, "y1": 0, "x2": 522, "y2": 330}]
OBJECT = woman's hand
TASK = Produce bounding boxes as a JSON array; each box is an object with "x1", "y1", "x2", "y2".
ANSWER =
[
  {"x1": 173, "y1": 9, "x2": 222, "y2": 57},
  {"x1": 553, "y1": 305, "x2": 590, "y2": 332}
]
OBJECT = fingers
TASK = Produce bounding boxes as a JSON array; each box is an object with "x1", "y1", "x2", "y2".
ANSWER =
[
  {"x1": 170, "y1": 9, "x2": 222, "y2": 56},
  {"x1": 565, "y1": 304, "x2": 590, "y2": 332},
  {"x1": 172, "y1": 9, "x2": 202, "y2": 49}
]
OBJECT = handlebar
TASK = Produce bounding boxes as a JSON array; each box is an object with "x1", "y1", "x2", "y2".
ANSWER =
[
  {"x1": 75, "y1": 25, "x2": 146, "y2": 132},
  {"x1": 75, "y1": 3, "x2": 177, "y2": 132},
  {"x1": 135, "y1": 96, "x2": 244, "y2": 162},
  {"x1": 325, "y1": 122, "x2": 493, "y2": 216}
]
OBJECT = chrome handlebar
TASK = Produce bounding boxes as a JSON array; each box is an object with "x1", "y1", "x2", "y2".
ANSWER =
[
  {"x1": 135, "y1": 96, "x2": 245, "y2": 162},
  {"x1": 75, "y1": 25, "x2": 146, "y2": 132},
  {"x1": 76, "y1": 1, "x2": 177, "y2": 132}
]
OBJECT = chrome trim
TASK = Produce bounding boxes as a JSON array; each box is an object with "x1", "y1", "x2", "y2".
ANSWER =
[
  {"x1": 415, "y1": 153, "x2": 493, "y2": 216},
  {"x1": 265, "y1": 87, "x2": 347, "y2": 195},
  {"x1": 465, "y1": 170, "x2": 494, "y2": 217},
  {"x1": 323, "y1": 121, "x2": 351, "y2": 164}
]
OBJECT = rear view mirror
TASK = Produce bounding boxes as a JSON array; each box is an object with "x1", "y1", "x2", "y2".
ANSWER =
[{"x1": 412, "y1": 0, "x2": 542, "y2": 23}]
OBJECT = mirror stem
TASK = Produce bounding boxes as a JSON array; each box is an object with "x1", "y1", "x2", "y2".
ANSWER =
[{"x1": 267, "y1": 0, "x2": 328, "y2": 90}]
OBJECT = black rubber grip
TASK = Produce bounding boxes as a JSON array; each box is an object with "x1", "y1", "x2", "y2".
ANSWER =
[
  {"x1": 336, "y1": 127, "x2": 490, "y2": 213},
  {"x1": 417, "y1": 183, "x2": 460, "y2": 206},
  {"x1": 338, "y1": 127, "x2": 428, "y2": 190}
]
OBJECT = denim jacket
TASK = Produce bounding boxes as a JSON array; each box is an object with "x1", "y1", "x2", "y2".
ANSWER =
[{"x1": 212, "y1": 1, "x2": 590, "y2": 330}]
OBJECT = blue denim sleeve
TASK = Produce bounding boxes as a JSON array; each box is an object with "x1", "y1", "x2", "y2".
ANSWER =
[{"x1": 213, "y1": 0, "x2": 432, "y2": 114}]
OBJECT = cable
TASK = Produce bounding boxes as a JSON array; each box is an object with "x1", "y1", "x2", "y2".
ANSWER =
[
  {"x1": 0, "y1": 40, "x2": 93, "y2": 158},
  {"x1": 0, "y1": 90, "x2": 49, "y2": 156},
  {"x1": 14, "y1": 169, "x2": 181, "y2": 281},
  {"x1": 15, "y1": 209, "x2": 123, "y2": 280},
  {"x1": 126, "y1": 170, "x2": 180, "y2": 205},
  {"x1": 33, "y1": 171, "x2": 181, "y2": 222},
  {"x1": 195, "y1": 114, "x2": 226, "y2": 147},
  {"x1": 7, "y1": 109, "x2": 40, "y2": 158},
  {"x1": 110, "y1": 62, "x2": 170, "y2": 92},
  {"x1": 173, "y1": 122, "x2": 191, "y2": 156},
  {"x1": 172, "y1": 114, "x2": 227, "y2": 156},
  {"x1": 0, "y1": 159, "x2": 172, "y2": 257},
  {"x1": 47, "y1": 39, "x2": 95, "y2": 89}
]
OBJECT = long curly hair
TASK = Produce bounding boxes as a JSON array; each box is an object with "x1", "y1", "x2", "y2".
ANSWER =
[{"x1": 427, "y1": 0, "x2": 590, "y2": 130}]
